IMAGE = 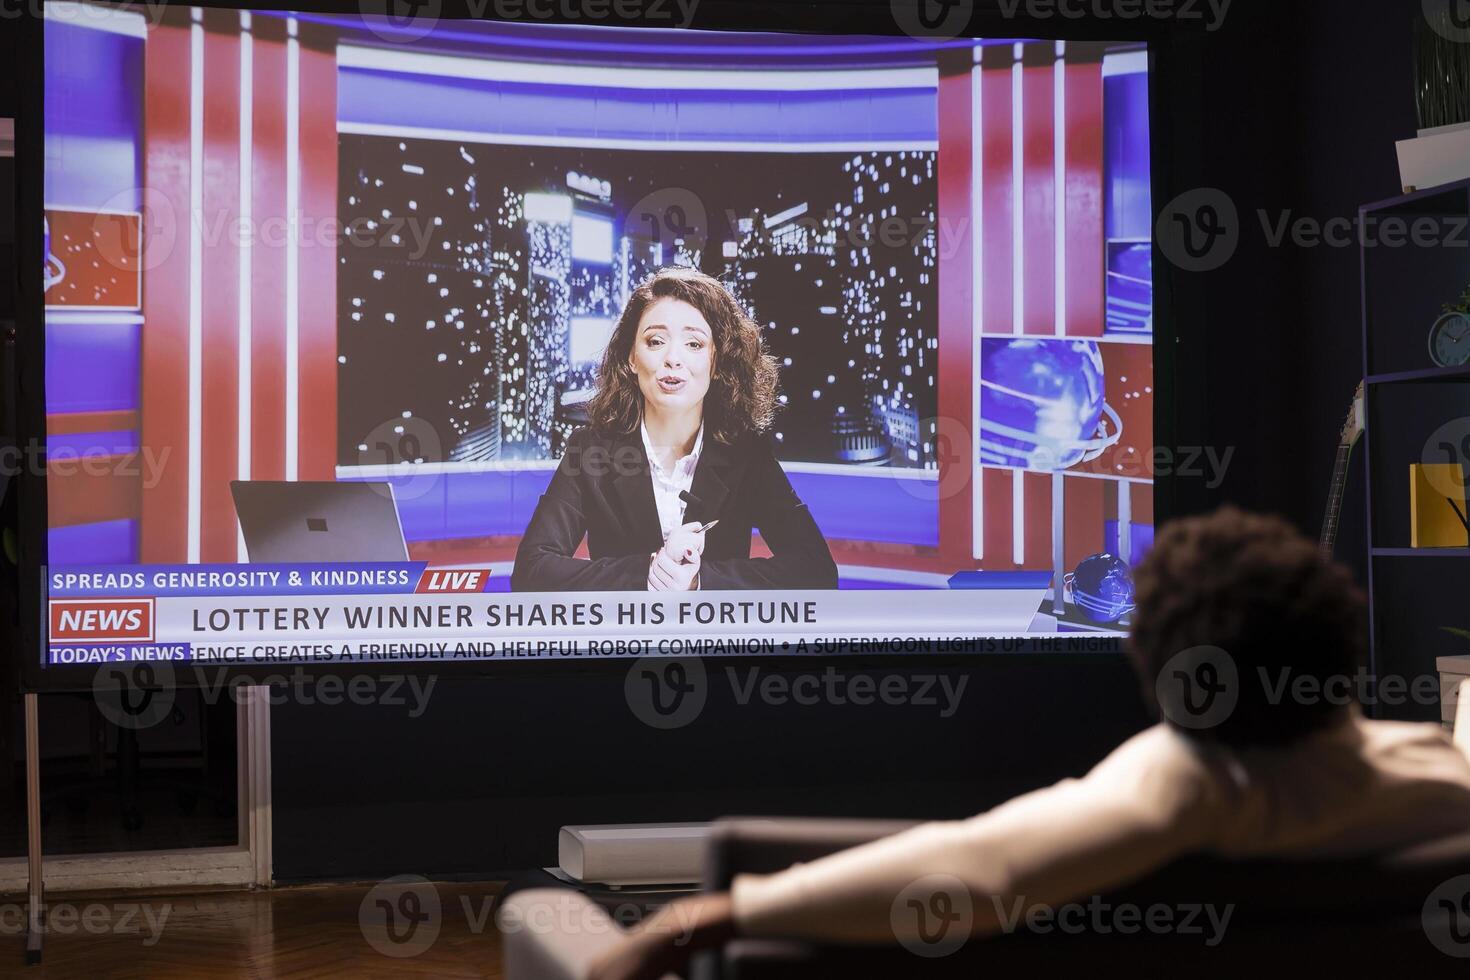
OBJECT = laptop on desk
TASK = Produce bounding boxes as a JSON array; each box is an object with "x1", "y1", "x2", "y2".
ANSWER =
[{"x1": 230, "y1": 481, "x2": 410, "y2": 563}]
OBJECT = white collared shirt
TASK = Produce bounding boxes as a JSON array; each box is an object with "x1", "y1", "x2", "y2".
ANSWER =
[{"x1": 641, "y1": 421, "x2": 703, "y2": 541}]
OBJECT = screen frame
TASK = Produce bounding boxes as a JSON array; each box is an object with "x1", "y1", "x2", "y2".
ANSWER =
[{"x1": 16, "y1": 0, "x2": 1189, "y2": 695}]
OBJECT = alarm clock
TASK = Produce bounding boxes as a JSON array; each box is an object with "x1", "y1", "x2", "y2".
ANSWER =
[{"x1": 1430, "y1": 311, "x2": 1470, "y2": 368}]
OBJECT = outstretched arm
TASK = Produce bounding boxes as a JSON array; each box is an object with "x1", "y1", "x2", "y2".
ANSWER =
[
  {"x1": 729, "y1": 725, "x2": 1222, "y2": 944},
  {"x1": 588, "y1": 726, "x2": 1222, "y2": 979}
]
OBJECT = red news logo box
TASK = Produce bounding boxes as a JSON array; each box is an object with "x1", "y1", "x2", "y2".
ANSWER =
[
  {"x1": 416, "y1": 569, "x2": 491, "y2": 593},
  {"x1": 50, "y1": 598, "x2": 155, "y2": 643}
]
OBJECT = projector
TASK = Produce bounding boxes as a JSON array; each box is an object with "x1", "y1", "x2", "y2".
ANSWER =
[{"x1": 557, "y1": 823, "x2": 711, "y2": 887}]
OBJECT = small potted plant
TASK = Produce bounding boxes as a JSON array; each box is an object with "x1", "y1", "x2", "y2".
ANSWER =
[{"x1": 1398, "y1": 8, "x2": 1470, "y2": 190}]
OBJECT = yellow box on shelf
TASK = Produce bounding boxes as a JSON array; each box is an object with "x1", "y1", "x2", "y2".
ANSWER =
[{"x1": 1410, "y1": 463, "x2": 1470, "y2": 548}]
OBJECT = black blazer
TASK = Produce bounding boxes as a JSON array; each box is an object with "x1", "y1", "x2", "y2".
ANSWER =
[{"x1": 511, "y1": 427, "x2": 838, "y2": 591}]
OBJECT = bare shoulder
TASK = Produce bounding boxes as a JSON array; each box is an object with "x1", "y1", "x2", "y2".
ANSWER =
[
  {"x1": 1097, "y1": 724, "x2": 1211, "y2": 770},
  {"x1": 1354, "y1": 715, "x2": 1470, "y2": 759},
  {"x1": 1086, "y1": 724, "x2": 1227, "y2": 808}
]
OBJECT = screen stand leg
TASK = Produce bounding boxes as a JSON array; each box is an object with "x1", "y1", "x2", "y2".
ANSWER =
[
  {"x1": 1051, "y1": 472, "x2": 1067, "y2": 617},
  {"x1": 24, "y1": 691, "x2": 42, "y2": 965}
]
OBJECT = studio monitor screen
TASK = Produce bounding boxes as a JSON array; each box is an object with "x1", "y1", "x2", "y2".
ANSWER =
[{"x1": 39, "y1": 1, "x2": 1155, "y2": 673}]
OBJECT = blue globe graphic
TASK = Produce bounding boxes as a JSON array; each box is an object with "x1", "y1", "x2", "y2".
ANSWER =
[
  {"x1": 1106, "y1": 242, "x2": 1152, "y2": 334},
  {"x1": 1069, "y1": 553, "x2": 1135, "y2": 623},
  {"x1": 979, "y1": 337, "x2": 1115, "y2": 470}
]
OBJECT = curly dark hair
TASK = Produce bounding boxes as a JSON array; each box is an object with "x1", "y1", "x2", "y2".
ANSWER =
[
  {"x1": 586, "y1": 267, "x2": 779, "y2": 443},
  {"x1": 1128, "y1": 506, "x2": 1366, "y2": 748}
]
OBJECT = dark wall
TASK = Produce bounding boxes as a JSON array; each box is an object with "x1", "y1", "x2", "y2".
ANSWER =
[
  {"x1": 2, "y1": 16, "x2": 14, "y2": 320},
  {"x1": 1295, "y1": 0, "x2": 1418, "y2": 575},
  {"x1": 0, "y1": 19, "x2": 14, "y2": 118},
  {"x1": 1158, "y1": 0, "x2": 1413, "y2": 577},
  {"x1": 273, "y1": 0, "x2": 1421, "y2": 879},
  {"x1": 274, "y1": 656, "x2": 1148, "y2": 877}
]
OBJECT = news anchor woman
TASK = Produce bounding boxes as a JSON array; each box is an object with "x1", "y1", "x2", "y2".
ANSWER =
[{"x1": 511, "y1": 267, "x2": 838, "y2": 592}]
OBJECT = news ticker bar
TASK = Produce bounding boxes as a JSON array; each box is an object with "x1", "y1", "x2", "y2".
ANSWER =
[
  {"x1": 47, "y1": 633, "x2": 1127, "y2": 666},
  {"x1": 50, "y1": 563, "x2": 457, "y2": 598},
  {"x1": 44, "y1": 563, "x2": 1125, "y2": 666}
]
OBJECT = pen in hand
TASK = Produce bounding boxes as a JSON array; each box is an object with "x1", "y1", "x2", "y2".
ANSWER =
[{"x1": 672, "y1": 520, "x2": 719, "y2": 565}]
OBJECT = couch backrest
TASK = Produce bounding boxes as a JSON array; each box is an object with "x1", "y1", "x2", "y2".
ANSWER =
[{"x1": 1107, "y1": 829, "x2": 1470, "y2": 922}]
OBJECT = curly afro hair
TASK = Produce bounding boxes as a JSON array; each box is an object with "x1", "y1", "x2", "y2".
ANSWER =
[{"x1": 1128, "y1": 506, "x2": 1366, "y2": 748}]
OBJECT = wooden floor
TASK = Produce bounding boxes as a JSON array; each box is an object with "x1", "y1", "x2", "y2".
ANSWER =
[{"x1": 9, "y1": 881, "x2": 508, "y2": 978}]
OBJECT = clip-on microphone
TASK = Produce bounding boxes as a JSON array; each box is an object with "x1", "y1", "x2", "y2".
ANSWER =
[
  {"x1": 678, "y1": 490, "x2": 719, "y2": 532},
  {"x1": 673, "y1": 490, "x2": 719, "y2": 564}
]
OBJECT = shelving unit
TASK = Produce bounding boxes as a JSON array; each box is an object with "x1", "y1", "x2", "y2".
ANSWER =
[
  {"x1": 1371, "y1": 548, "x2": 1470, "y2": 558},
  {"x1": 1367, "y1": 365, "x2": 1470, "y2": 384},
  {"x1": 1360, "y1": 178, "x2": 1470, "y2": 721}
]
